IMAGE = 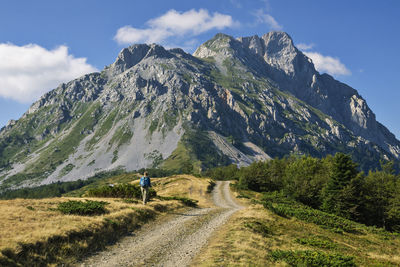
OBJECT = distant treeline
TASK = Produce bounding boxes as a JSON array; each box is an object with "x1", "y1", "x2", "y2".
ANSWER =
[
  {"x1": 0, "y1": 168, "x2": 178, "y2": 200},
  {"x1": 206, "y1": 153, "x2": 400, "y2": 232},
  {"x1": 0, "y1": 169, "x2": 124, "y2": 199}
]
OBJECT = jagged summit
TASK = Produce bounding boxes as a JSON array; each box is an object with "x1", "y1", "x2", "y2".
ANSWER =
[
  {"x1": 238, "y1": 31, "x2": 314, "y2": 77},
  {"x1": 111, "y1": 44, "x2": 173, "y2": 74},
  {"x1": 0, "y1": 31, "x2": 399, "y2": 191}
]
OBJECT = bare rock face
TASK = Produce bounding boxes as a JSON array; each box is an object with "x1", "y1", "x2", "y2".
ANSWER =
[
  {"x1": 1, "y1": 31, "x2": 399, "y2": 191},
  {"x1": 235, "y1": 32, "x2": 400, "y2": 159}
]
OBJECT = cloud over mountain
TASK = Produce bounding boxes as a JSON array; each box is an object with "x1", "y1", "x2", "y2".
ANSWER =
[
  {"x1": 114, "y1": 9, "x2": 237, "y2": 45},
  {"x1": 0, "y1": 43, "x2": 97, "y2": 103},
  {"x1": 304, "y1": 51, "x2": 351, "y2": 76}
]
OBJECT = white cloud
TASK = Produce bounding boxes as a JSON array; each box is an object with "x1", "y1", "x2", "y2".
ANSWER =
[
  {"x1": 304, "y1": 51, "x2": 351, "y2": 76},
  {"x1": 254, "y1": 9, "x2": 282, "y2": 30},
  {"x1": 0, "y1": 43, "x2": 97, "y2": 103},
  {"x1": 296, "y1": 43, "x2": 314, "y2": 51},
  {"x1": 114, "y1": 9, "x2": 238, "y2": 45}
]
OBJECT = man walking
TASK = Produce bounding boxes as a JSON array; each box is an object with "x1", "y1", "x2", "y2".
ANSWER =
[{"x1": 140, "y1": 171, "x2": 151, "y2": 205}]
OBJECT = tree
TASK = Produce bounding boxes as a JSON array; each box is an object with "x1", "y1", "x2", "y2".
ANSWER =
[
  {"x1": 284, "y1": 156, "x2": 329, "y2": 208},
  {"x1": 321, "y1": 153, "x2": 359, "y2": 218},
  {"x1": 238, "y1": 158, "x2": 287, "y2": 192},
  {"x1": 386, "y1": 181, "x2": 400, "y2": 232},
  {"x1": 362, "y1": 163, "x2": 397, "y2": 229}
]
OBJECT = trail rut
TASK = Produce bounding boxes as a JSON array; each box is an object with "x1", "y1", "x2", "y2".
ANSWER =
[{"x1": 78, "y1": 181, "x2": 242, "y2": 267}]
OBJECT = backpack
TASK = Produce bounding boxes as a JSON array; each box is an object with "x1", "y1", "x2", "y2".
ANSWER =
[{"x1": 140, "y1": 176, "x2": 150, "y2": 187}]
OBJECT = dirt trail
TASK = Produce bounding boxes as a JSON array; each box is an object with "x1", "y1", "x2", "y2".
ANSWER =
[{"x1": 78, "y1": 181, "x2": 242, "y2": 267}]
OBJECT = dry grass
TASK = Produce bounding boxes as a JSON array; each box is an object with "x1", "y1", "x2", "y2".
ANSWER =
[
  {"x1": 0, "y1": 197, "x2": 180, "y2": 252},
  {"x1": 192, "y1": 189, "x2": 400, "y2": 267},
  {"x1": 192, "y1": 205, "x2": 283, "y2": 266},
  {"x1": 0, "y1": 174, "x2": 212, "y2": 266},
  {"x1": 131, "y1": 174, "x2": 214, "y2": 208}
]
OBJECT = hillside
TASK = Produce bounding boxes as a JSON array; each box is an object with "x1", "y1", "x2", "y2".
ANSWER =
[
  {"x1": 1, "y1": 31, "x2": 399, "y2": 192},
  {"x1": 0, "y1": 174, "x2": 213, "y2": 266},
  {"x1": 195, "y1": 188, "x2": 400, "y2": 266},
  {"x1": 1, "y1": 174, "x2": 399, "y2": 266}
]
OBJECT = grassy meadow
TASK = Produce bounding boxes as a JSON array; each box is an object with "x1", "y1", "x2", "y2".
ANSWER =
[
  {"x1": 193, "y1": 187, "x2": 400, "y2": 266},
  {"x1": 0, "y1": 174, "x2": 212, "y2": 266}
]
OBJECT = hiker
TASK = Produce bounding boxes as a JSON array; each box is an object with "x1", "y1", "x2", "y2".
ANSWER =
[{"x1": 140, "y1": 171, "x2": 151, "y2": 205}]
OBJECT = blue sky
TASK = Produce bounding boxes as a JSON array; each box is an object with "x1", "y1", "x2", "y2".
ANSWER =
[{"x1": 0, "y1": 0, "x2": 399, "y2": 139}]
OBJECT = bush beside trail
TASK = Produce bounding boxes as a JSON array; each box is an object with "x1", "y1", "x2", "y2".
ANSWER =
[
  {"x1": 57, "y1": 200, "x2": 109, "y2": 216},
  {"x1": 87, "y1": 183, "x2": 156, "y2": 199}
]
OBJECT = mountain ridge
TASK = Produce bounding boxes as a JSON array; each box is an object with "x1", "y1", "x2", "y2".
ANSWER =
[{"x1": 0, "y1": 31, "x2": 399, "y2": 191}]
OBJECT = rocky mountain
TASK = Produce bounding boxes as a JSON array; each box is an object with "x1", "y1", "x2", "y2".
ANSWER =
[{"x1": 0, "y1": 31, "x2": 399, "y2": 191}]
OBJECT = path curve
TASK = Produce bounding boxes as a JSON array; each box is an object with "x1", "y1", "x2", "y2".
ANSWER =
[{"x1": 78, "y1": 181, "x2": 242, "y2": 267}]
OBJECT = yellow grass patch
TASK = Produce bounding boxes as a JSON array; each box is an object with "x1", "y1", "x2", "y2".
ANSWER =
[
  {"x1": 192, "y1": 188, "x2": 400, "y2": 266},
  {"x1": 133, "y1": 174, "x2": 214, "y2": 207},
  {"x1": 0, "y1": 197, "x2": 179, "y2": 252},
  {"x1": 0, "y1": 174, "x2": 212, "y2": 266}
]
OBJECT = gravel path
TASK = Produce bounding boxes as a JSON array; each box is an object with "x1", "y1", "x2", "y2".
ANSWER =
[{"x1": 77, "y1": 181, "x2": 242, "y2": 267}]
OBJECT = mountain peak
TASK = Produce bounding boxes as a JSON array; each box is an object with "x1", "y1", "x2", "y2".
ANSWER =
[
  {"x1": 193, "y1": 33, "x2": 236, "y2": 59},
  {"x1": 1, "y1": 31, "x2": 399, "y2": 192},
  {"x1": 112, "y1": 43, "x2": 173, "y2": 74},
  {"x1": 237, "y1": 31, "x2": 314, "y2": 77}
]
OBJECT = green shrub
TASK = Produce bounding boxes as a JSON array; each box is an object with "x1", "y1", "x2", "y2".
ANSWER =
[
  {"x1": 295, "y1": 237, "x2": 338, "y2": 249},
  {"x1": 57, "y1": 200, "x2": 108, "y2": 215},
  {"x1": 262, "y1": 192, "x2": 360, "y2": 233},
  {"x1": 271, "y1": 250, "x2": 356, "y2": 267},
  {"x1": 0, "y1": 179, "x2": 92, "y2": 199},
  {"x1": 238, "y1": 159, "x2": 287, "y2": 192},
  {"x1": 86, "y1": 183, "x2": 156, "y2": 199},
  {"x1": 206, "y1": 180, "x2": 216, "y2": 193},
  {"x1": 284, "y1": 155, "x2": 329, "y2": 208},
  {"x1": 205, "y1": 164, "x2": 239, "y2": 181}
]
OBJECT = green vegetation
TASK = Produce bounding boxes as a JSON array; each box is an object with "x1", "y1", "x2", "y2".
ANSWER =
[
  {"x1": 57, "y1": 200, "x2": 109, "y2": 216},
  {"x1": 28, "y1": 103, "x2": 101, "y2": 174},
  {"x1": 0, "y1": 170, "x2": 125, "y2": 199},
  {"x1": 111, "y1": 150, "x2": 118, "y2": 163},
  {"x1": 162, "y1": 109, "x2": 179, "y2": 132},
  {"x1": 209, "y1": 153, "x2": 400, "y2": 232},
  {"x1": 163, "y1": 129, "x2": 230, "y2": 174},
  {"x1": 206, "y1": 180, "x2": 216, "y2": 193},
  {"x1": 0, "y1": 179, "x2": 88, "y2": 199},
  {"x1": 182, "y1": 73, "x2": 193, "y2": 85},
  {"x1": 0, "y1": 105, "x2": 58, "y2": 170},
  {"x1": 60, "y1": 163, "x2": 75, "y2": 176},
  {"x1": 86, "y1": 183, "x2": 156, "y2": 200},
  {"x1": 264, "y1": 198, "x2": 360, "y2": 234},
  {"x1": 109, "y1": 124, "x2": 133, "y2": 147},
  {"x1": 271, "y1": 250, "x2": 356, "y2": 267},
  {"x1": 0, "y1": 172, "x2": 45, "y2": 192},
  {"x1": 145, "y1": 150, "x2": 163, "y2": 168},
  {"x1": 243, "y1": 219, "x2": 272, "y2": 237},
  {"x1": 86, "y1": 109, "x2": 118, "y2": 149},
  {"x1": 295, "y1": 237, "x2": 338, "y2": 250},
  {"x1": 149, "y1": 118, "x2": 159, "y2": 135},
  {"x1": 205, "y1": 164, "x2": 239, "y2": 181}
]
